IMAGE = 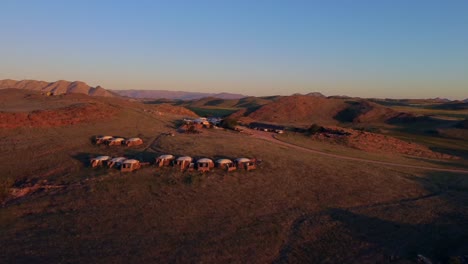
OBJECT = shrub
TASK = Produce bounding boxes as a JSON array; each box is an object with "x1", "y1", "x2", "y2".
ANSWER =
[
  {"x1": 307, "y1": 124, "x2": 324, "y2": 135},
  {"x1": 221, "y1": 118, "x2": 238, "y2": 130}
]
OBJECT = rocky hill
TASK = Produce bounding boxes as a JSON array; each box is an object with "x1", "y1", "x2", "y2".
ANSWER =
[
  {"x1": 0, "y1": 79, "x2": 116, "y2": 97},
  {"x1": 230, "y1": 95, "x2": 401, "y2": 126},
  {"x1": 0, "y1": 89, "x2": 198, "y2": 129}
]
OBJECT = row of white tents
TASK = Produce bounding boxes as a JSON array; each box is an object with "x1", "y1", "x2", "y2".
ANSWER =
[
  {"x1": 90, "y1": 155, "x2": 257, "y2": 172},
  {"x1": 155, "y1": 155, "x2": 256, "y2": 172},
  {"x1": 94, "y1": 135, "x2": 143, "y2": 147},
  {"x1": 90, "y1": 156, "x2": 144, "y2": 172}
]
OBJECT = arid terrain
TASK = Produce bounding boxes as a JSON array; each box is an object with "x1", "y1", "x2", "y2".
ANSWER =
[{"x1": 1, "y1": 86, "x2": 467, "y2": 263}]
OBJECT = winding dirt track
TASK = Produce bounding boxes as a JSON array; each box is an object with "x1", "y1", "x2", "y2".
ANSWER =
[{"x1": 248, "y1": 130, "x2": 468, "y2": 174}]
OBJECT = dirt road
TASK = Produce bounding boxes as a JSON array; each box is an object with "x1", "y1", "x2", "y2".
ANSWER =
[{"x1": 248, "y1": 130, "x2": 468, "y2": 174}]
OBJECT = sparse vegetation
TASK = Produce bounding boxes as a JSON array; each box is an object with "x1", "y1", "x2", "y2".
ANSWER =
[
  {"x1": 220, "y1": 117, "x2": 238, "y2": 130},
  {"x1": 187, "y1": 107, "x2": 238, "y2": 117},
  {"x1": 307, "y1": 123, "x2": 325, "y2": 134},
  {"x1": 0, "y1": 89, "x2": 467, "y2": 263},
  {"x1": 183, "y1": 172, "x2": 204, "y2": 185}
]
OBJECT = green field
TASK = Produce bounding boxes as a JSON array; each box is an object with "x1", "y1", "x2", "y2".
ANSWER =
[{"x1": 186, "y1": 106, "x2": 239, "y2": 117}]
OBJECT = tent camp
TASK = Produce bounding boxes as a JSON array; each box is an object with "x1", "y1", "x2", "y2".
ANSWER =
[
  {"x1": 235, "y1": 158, "x2": 256, "y2": 171},
  {"x1": 90, "y1": 156, "x2": 111, "y2": 168},
  {"x1": 95, "y1": 136, "x2": 113, "y2": 145},
  {"x1": 196, "y1": 158, "x2": 214, "y2": 172},
  {"x1": 124, "y1": 138, "x2": 143, "y2": 147},
  {"x1": 216, "y1": 159, "x2": 236, "y2": 172},
  {"x1": 120, "y1": 159, "x2": 141, "y2": 172},
  {"x1": 107, "y1": 137, "x2": 125, "y2": 146},
  {"x1": 155, "y1": 154, "x2": 175, "y2": 167},
  {"x1": 108, "y1": 157, "x2": 127, "y2": 168},
  {"x1": 175, "y1": 156, "x2": 192, "y2": 170}
]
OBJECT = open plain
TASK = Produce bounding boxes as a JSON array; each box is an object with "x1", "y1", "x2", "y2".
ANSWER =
[{"x1": 0, "y1": 89, "x2": 467, "y2": 263}]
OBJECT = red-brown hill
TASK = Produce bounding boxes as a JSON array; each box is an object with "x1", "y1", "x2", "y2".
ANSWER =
[
  {"x1": 232, "y1": 95, "x2": 402, "y2": 127},
  {"x1": 0, "y1": 79, "x2": 116, "y2": 97},
  {"x1": 0, "y1": 89, "x2": 197, "y2": 129}
]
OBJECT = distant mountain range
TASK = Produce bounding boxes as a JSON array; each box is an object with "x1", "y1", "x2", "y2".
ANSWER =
[
  {"x1": 112, "y1": 89, "x2": 246, "y2": 100},
  {"x1": 0, "y1": 79, "x2": 115, "y2": 97},
  {"x1": 292, "y1": 92, "x2": 326, "y2": 97}
]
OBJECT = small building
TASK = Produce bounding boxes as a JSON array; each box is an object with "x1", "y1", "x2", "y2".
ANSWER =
[
  {"x1": 90, "y1": 156, "x2": 111, "y2": 168},
  {"x1": 207, "y1": 117, "x2": 222, "y2": 126},
  {"x1": 175, "y1": 156, "x2": 193, "y2": 170},
  {"x1": 120, "y1": 159, "x2": 141, "y2": 172},
  {"x1": 95, "y1": 135, "x2": 113, "y2": 145},
  {"x1": 124, "y1": 137, "x2": 143, "y2": 147},
  {"x1": 155, "y1": 154, "x2": 175, "y2": 167},
  {"x1": 216, "y1": 159, "x2": 236, "y2": 172},
  {"x1": 194, "y1": 117, "x2": 210, "y2": 126},
  {"x1": 235, "y1": 158, "x2": 256, "y2": 171},
  {"x1": 107, "y1": 137, "x2": 125, "y2": 146},
  {"x1": 196, "y1": 158, "x2": 214, "y2": 172},
  {"x1": 108, "y1": 157, "x2": 127, "y2": 168},
  {"x1": 245, "y1": 159, "x2": 257, "y2": 171}
]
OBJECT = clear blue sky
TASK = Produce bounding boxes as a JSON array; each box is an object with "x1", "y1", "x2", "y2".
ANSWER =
[{"x1": 1, "y1": 0, "x2": 467, "y2": 99}]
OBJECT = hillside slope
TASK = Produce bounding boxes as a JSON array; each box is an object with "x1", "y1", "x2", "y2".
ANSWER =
[
  {"x1": 232, "y1": 95, "x2": 401, "y2": 126},
  {"x1": 0, "y1": 89, "x2": 197, "y2": 128},
  {"x1": 0, "y1": 79, "x2": 116, "y2": 97},
  {"x1": 113, "y1": 89, "x2": 245, "y2": 100}
]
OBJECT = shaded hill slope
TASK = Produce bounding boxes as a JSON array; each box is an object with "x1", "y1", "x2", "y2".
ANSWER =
[
  {"x1": 113, "y1": 89, "x2": 245, "y2": 100},
  {"x1": 230, "y1": 95, "x2": 403, "y2": 126},
  {"x1": 184, "y1": 96, "x2": 275, "y2": 109}
]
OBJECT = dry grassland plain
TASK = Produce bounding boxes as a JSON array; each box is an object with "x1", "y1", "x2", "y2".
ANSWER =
[{"x1": 0, "y1": 91, "x2": 467, "y2": 263}]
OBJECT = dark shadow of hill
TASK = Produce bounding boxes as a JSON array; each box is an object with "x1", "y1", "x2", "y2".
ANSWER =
[
  {"x1": 328, "y1": 208, "x2": 467, "y2": 263},
  {"x1": 405, "y1": 171, "x2": 468, "y2": 198},
  {"x1": 259, "y1": 95, "x2": 282, "y2": 101},
  {"x1": 204, "y1": 99, "x2": 227, "y2": 106},
  {"x1": 274, "y1": 171, "x2": 468, "y2": 263},
  {"x1": 334, "y1": 100, "x2": 371, "y2": 123},
  {"x1": 407, "y1": 156, "x2": 468, "y2": 169},
  {"x1": 369, "y1": 99, "x2": 411, "y2": 107},
  {"x1": 430, "y1": 102, "x2": 468, "y2": 111},
  {"x1": 235, "y1": 97, "x2": 271, "y2": 109},
  {"x1": 242, "y1": 105, "x2": 263, "y2": 117},
  {"x1": 428, "y1": 146, "x2": 468, "y2": 160}
]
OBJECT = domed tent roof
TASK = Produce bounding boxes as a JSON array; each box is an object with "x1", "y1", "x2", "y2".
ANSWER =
[
  {"x1": 110, "y1": 157, "x2": 127, "y2": 163},
  {"x1": 216, "y1": 159, "x2": 233, "y2": 164},
  {"x1": 127, "y1": 137, "x2": 142, "y2": 142},
  {"x1": 110, "y1": 137, "x2": 125, "y2": 141},
  {"x1": 123, "y1": 159, "x2": 139, "y2": 164},
  {"x1": 176, "y1": 156, "x2": 192, "y2": 162},
  {"x1": 158, "y1": 154, "x2": 174, "y2": 160},
  {"x1": 99, "y1": 136, "x2": 113, "y2": 140},
  {"x1": 94, "y1": 156, "x2": 111, "y2": 161},
  {"x1": 197, "y1": 158, "x2": 213, "y2": 164},
  {"x1": 235, "y1": 158, "x2": 251, "y2": 163}
]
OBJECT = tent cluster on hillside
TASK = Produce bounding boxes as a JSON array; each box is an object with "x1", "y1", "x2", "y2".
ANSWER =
[
  {"x1": 90, "y1": 156, "x2": 149, "y2": 172},
  {"x1": 93, "y1": 135, "x2": 143, "y2": 147},
  {"x1": 90, "y1": 154, "x2": 258, "y2": 173},
  {"x1": 155, "y1": 155, "x2": 258, "y2": 172}
]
